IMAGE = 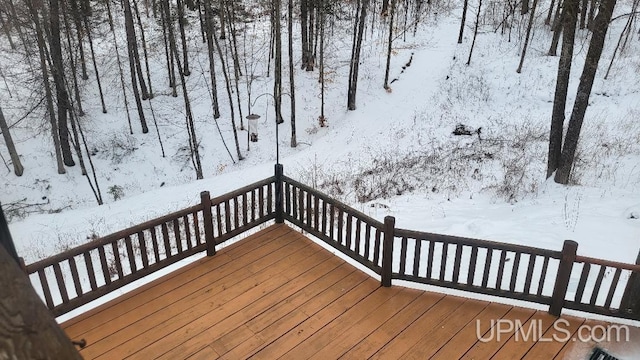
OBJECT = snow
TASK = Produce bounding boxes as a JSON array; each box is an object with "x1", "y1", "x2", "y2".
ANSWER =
[{"x1": 1, "y1": 1, "x2": 639, "y2": 330}]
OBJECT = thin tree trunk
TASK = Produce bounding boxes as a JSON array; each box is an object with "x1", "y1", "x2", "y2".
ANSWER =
[
  {"x1": 555, "y1": 0, "x2": 617, "y2": 184},
  {"x1": 212, "y1": 17, "x2": 244, "y2": 161},
  {"x1": 516, "y1": 0, "x2": 539, "y2": 73},
  {"x1": 105, "y1": 0, "x2": 134, "y2": 134},
  {"x1": 319, "y1": 0, "x2": 326, "y2": 126},
  {"x1": 458, "y1": 0, "x2": 469, "y2": 43},
  {"x1": 604, "y1": 0, "x2": 638, "y2": 79},
  {"x1": 466, "y1": 0, "x2": 483, "y2": 65},
  {"x1": 27, "y1": 0, "x2": 65, "y2": 174},
  {"x1": 61, "y1": 4, "x2": 84, "y2": 116},
  {"x1": 288, "y1": 0, "x2": 297, "y2": 147},
  {"x1": 384, "y1": 0, "x2": 397, "y2": 89},
  {"x1": 204, "y1": 0, "x2": 221, "y2": 119},
  {"x1": 580, "y1": 0, "x2": 588, "y2": 29},
  {"x1": 0, "y1": 13, "x2": 16, "y2": 50},
  {"x1": 546, "y1": 0, "x2": 556, "y2": 25},
  {"x1": 347, "y1": 0, "x2": 370, "y2": 110},
  {"x1": 133, "y1": 0, "x2": 154, "y2": 98},
  {"x1": 163, "y1": 0, "x2": 204, "y2": 178},
  {"x1": 68, "y1": 0, "x2": 88, "y2": 80},
  {"x1": 0, "y1": 104, "x2": 24, "y2": 176},
  {"x1": 82, "y1": 7, "x2": 107, "y2": 113},
  {"x1": 177, "y1": 0, "x2": 191, "y2": 76},
  {"x1": 547, "y1": 0, "x2": 578, "y2": 178},
  {"x1": 548, "y1": 0, "x2": 564, "y2": 55},
  {"x1": 48, "y1": 0, "x2": 75, "y2": 166},
  {"x1": 124, "y1": 0, "x2": 149, "y2": 133},
  {"x1": 273, "y1": 0, "x2": 284, "y2": 123}
]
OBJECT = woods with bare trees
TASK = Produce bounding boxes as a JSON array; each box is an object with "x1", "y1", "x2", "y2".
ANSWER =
[{"x1": 0, "y1": 0, "x2": 635, "y2": 205}]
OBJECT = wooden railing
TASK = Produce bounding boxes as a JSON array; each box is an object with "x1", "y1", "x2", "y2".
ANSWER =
[
  {"x1": 25, "y1": 177, "x2": 276, "y2": 316},
  {"x1": 281, "y1": 176, "x2": 385, "y2": 275},
  {"x1": 24, "y1": 165, "x2": 640, "y2": 321}
]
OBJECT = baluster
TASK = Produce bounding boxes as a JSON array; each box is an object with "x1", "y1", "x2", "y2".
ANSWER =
[
  {"x1": 68, "y1": 257, "x2": 83, "y2": 297},
  {"x1": 482, "y1": 248, "x2": 493, "y2": 288},
  {"x1": 413, "y1": 238, "x2": 422, "y2": 277},
  {"x1": 84, "y1": 251, "x2": 98, "y2": 290},
  {"x1": 452, "y1": 244, "x2": 463, "y2": 284},
  {"x1": 38, "y1": 269, "x2": 54, "y2": 309},
  {"x1": 575, "y1": 263, "x2": 591, "y2": 303},
  {"x1": 509, "y1": 252, "x2": 522, "y2": 292},
  {"x1": 125, "y1": 235, "x2": 137, "y2": 274},
  {"x1": 98, "y1": 246, "x2": 111, "y2": 285},
  {"x1": 467, "y1": 246, "x2": 478, "y2": 285},
  {"x1": 439, "y1": 242, "x2": 449, "y2": 282},
  {"x1": 589, "y1": 266, "x2": 607, "y2": 305},
  {"x1": 150, "y1": 226, "x2": 161, "y2": 262},
  {"x1": 604, "y1": 268, "x2": 622, "y2": 309},
  {"x1": 138, "y1": 231, "x2": 149, "y2": 268},
  {"x1": 53, "y1": 263, "x2": 69, "y2": 303},
  {"x1": 523, "y1": 254, "x2": 536, "y2": 295},
  {"x1": 399, "y1": 237, "x2": 408, "y2": 275},
  {"x1": 537, "y1": 256, "x2": 550, "y2": 296},
  {"x1": 161, "y1": 223, "x2": 171, "y2": 257},
  {"x1": 111, "y1": 241, "x2": 124, "y2": 279}
]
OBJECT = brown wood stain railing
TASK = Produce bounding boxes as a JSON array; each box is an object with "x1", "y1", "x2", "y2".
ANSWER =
[
  {"x1": 24, "y1": 166, "x2": 640, "y2": 321},
  {"x1": 25, "y1": 177, "x2": 276, "y2": 317}
]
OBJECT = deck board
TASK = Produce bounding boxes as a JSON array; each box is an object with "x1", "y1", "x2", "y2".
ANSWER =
[{"x1": 61, "y1": 224, "x2": 637, "y2": 359}]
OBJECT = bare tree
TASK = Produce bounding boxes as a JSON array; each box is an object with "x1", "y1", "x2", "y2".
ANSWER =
[
  {"x1": 0, "y1": 104, "x2": 23, "y2": 176},
  {"x1": 288, "y1": 0, "x2": 297, "y2": 147},
  {"x1": 458, "y1": 0, "x2": 469, "y2": 43},
  {"x1": 347, "y1": 0, "x2": 370, "y2": 110},
  {"x1": 466, "y1": 0, "x2": 483, "y2": 65},
  {"x1": 555, "y1": 0, "x2": 617, "y2": 184},
  {"x1": 26, "y1": 0, "x2": 65, "y2": 174},
  {"x1": 547, "y1": 0, "x2": 578, "y2": 178},
  {"x1": 384, "y1": 0, "x2": 397, "y2": 89},
  {"x1": 124, "y1": 0, "x2": 149, "y2": 133},
  {"x1": 516, "y1": 0, "x2": 540, "y2": 73}
]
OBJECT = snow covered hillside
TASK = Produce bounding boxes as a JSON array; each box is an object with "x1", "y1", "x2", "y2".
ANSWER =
[{"x1": 1, "y1": 0, "x2": 639, "y2": 270}]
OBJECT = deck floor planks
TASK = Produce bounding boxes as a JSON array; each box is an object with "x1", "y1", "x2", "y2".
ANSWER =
[
  {"x1": 280, "y1": 286, "x2": 405, "y2": 359},
  {"x1": 523, "y1": 316, "x2": 586, "y2": 359},
  {"x1": 216, "y1": 265, "x2": 368, "y2": 359},
  {"x1": 491, "y1": 310, "x2": 558, "y2": 360},
  {"x1": 152, "y1": 245, "x2": 340, "y2": 359},
  {"x1": 401, "y1": 298, "x2": 490, "y2": 360},
  {"x1": 430, "y1": 302, "x2": 513, "y2": 360},
  {"x1": 99, "y1": 231, "x2": 322, "y2": 359},
  {"x1": 460, "y1": 306, "x2": 537, "y2": 359},
  {"x1": 60, "y1": 224, "x2": 635, "y2": 360},
  {"x1": 339, "y1": 291, "x2": 447, "y2": 359},
  {"x1": 306, "y1": 287, "x2": 424, "y2": 360}
]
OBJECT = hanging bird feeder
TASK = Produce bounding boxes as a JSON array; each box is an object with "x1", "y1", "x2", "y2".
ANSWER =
[{"x1": 246, "y1": 114, "x2": 260, "y2": 142}]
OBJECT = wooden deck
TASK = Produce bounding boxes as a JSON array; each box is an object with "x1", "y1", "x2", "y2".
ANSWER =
[{"x1": 61, "y1": 224, "x2": 633, "y2": 359}]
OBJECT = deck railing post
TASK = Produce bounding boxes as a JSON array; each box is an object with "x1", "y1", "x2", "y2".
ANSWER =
[
  {"x1": 549, "y1": 240, "x2": 578, "y2": 316},
  {"x1": 620, "y1": 250, "x2": 640, "y2": 319},
  {"x1": 381, "y1": 216, "x2": 396, "y2": 287},
  {"x1": 200, "y1": 191, "x2": 216, "y2": 256},
  {"x1": 275, "y1": 164, "x2": 284, "y2": 224}
]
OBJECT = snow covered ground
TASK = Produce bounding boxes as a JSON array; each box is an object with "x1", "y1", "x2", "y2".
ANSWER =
[{"x1": 1, "y1": 1, "x2": 639, "y2": 327}]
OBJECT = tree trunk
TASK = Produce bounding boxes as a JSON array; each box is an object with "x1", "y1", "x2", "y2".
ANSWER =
[
  {"x1": 548, "y1": 0, "x2": 564, "y2": 55},
  {"x1": 458, "y1": 0, "x2": 469, "y2": 43},
  {"x1": 383, "y1": 0, "x2": 397, "y2": 89},
  {"x1": 288, "y1": 0, "x2": 297, "y2": 147},
  {"x1": 300, "y1": 0, "x2": 310, "y2": 68},
  {"x1": 516, "y1": 0, "x2": 539, "y2": 73},
  {"x1": 177, "y1": 0, "x2": 191, "y2": 76},
  {"x1": 0, "y1": 104, "x2": 24, "y2": 176},
  {"x1": 27, "y1": 0, "x2": 65, "y2": 174},
  {"x1": 555, "y1": 0, "x2": 617, "y2": 184},
  {"x1": 466, "y1": 0, "x2": 483, "y2": 65},
  {"x1": 579, "y1": 0, "x2": 588, "y2": 29},
  {"x1": 48, "y1": 0, "x2": 76, "y2": 167},
  {"x1": 124, "y1": 0, "x2": 149, "y2": 133},
  {"x1": 273, "y1": 0, "x2": 284, "y2": 123},
  {"x1": 0, "y1": 244, "x2": 83, "y2": 359},
  {"x1": 204, "y1": 0, "x2": 221, "y2": 119},
  {"x1": 347, "y1": 0, "x2": 370, "y2": 110},
  {"x1": 545, "y1": 0, "x2": 556, "y2": 25},
  {"x1": 547, "y1": 0, "x2": 578, "y2": 178},
  {"x1": 68, "y1": 0, "x2": 88, "y2": 80}
]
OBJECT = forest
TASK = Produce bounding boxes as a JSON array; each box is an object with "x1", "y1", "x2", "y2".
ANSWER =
[{"x1": 0, "y1": 0, "x2": 639, "y2": 220}]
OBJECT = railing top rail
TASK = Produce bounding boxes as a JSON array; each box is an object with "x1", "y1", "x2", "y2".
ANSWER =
[
  {"x1": 394, "y1": 227, "x2": 562, "y2": 258},
  {"x1": 26, "y1": 176, "x2": 277, "y2": 273},
  {"x1": 209, "y1": 176, "x2": 276, "y2": 205},
  {"x1": 25, "y1": 203, "x2": 204, "y2": 273},
  {"x1": 575, "y1": 255, "x2": 640, "y2": 272},
  {"x1": 282, "y1": 175, "x2": 384, "y2": 229}
]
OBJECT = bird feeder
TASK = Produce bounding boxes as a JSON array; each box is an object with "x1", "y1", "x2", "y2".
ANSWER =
[{"x1": 246, "y1": 114, "x2": 260, "y2": 142}]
